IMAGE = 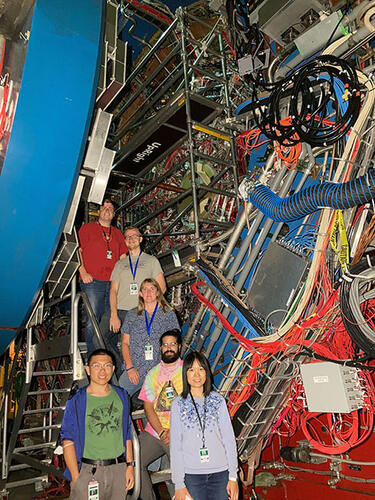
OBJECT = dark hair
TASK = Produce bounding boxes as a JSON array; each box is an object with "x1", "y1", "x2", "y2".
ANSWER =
[
  {"x1": 100, "y1": 198, "x2": 117, "y2": 212},
  {"x1": 159, "y1": 329, "x2": 182, "y2": 346},
  {"x1": 87, "y1": 348, "x2": 116, "y2": 366},
  {"x1": 182, "y1": 352, "x2": 212, "y2": 399}
]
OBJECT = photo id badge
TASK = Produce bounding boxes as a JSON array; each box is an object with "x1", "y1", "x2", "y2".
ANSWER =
[
  {"x1": 166, "y1": 385, "x2": 174, "y2": 400},
  {"x1": 106, "y1": 250, "x2": 112, "y2": 260},
  {"x1": 199, "y1": 447, "x2": 210, "y2": 463},
  {"x1": 145, "y1": 343, "x2": 153, "y2": 360},
  {"x1": 129, "y1": 282, "x2": 138, "y2": 295},
  {"x1": 88, "y1": 480, "x2": 99, "y2": 500}
]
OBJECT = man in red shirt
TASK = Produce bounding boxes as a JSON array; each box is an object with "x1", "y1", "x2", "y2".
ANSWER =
[{"x1": 78, "y1": 199, "x2": 127, "y2": 358}]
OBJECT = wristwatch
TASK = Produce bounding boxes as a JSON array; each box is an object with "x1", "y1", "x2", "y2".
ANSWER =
[{"x1": 126, "y1": 461, "x2": 136, "y2": 467}]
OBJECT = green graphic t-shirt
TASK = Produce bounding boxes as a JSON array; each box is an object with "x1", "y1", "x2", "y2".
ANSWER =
[{"x1": 83, "y1": 388, "x2": 125, "y2": 460}]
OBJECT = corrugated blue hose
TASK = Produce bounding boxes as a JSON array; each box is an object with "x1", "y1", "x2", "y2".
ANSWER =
[{"x1": 247, "y1": 170, "x2": 375, "y2": 222}]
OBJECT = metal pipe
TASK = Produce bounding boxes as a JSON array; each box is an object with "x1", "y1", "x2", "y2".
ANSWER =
[
  {"x1": 71, "y1": 278, "x2": 78, "y2": 381},
  {"x1": 179, "y1": 7, "x2": 200, "y2": 248},
  {"x1": 1, "y1": 393, "x2": 8, "y2": 480},
  {"x1": 128, "y1": 423, "x2": 141, "y2": 500},
  {"x1": 146, "y1": 167, "x2": 231, "y2": 252},
  {"x1": 25, "y1": 327, "x2": 33, "y2": 384},
  {"x1": 195, "y1": 158, "x2": 282, "y2": 350},
  {"x1": 183, "y1": 154, "x2": 275, "y2": 350},
  {"x1": 113, "y1": 17, "x2": 179, "y2": 121},
  {"x1": 218, "y1": 31, "x2": 239, "y2": 196},
  {"x1": 271, "y1": 144, "x2": 316, "y2": 243},
  {"x1": 208, "y1": 169, "x2": 297, "y2": 361},
  {"x1": 116, "y1": 161, "x2": 184, "y2": 213}
]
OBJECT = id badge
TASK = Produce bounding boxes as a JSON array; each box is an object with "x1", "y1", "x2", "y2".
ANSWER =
[
  {"x1": 199, "y1": 447, "x2": 210, "y2": 463},
  {"x1": 166, "y1": 385, "x2": 174, "y2": 400},
  {"x1": 88, "y1": 480, "x2": 99, "y2": 500},
  {"x1": 145, "y1": 343, "x2": 153, "y2": 360},
  {"x1": 107, "y1": 250, "x2": 112, "y2": 259},
  {"x1": 130, "y1": 282, "x2": 138, "y2": 295}
]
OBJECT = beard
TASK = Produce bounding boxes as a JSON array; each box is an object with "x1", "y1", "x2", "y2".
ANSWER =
[{"x1": 161, "y1": 350, "x2": 180, "y2": 364}]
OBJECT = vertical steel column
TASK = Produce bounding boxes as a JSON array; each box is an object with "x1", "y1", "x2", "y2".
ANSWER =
[
  {"x1": 218, "y1": 31, "x2": 239, "y2": 196},
  {"x1": 178, "y1": 7, "x2": 201, "y2": 250},
  {"x1": 1, "y1": 394, "x2": 8, "y2": 480},
  {"x1": 70, "y1": 277, "x2": 79, "y2": 381},
  {"x1": 25, "y1": 327, "x2": 33, "y2": 384}
]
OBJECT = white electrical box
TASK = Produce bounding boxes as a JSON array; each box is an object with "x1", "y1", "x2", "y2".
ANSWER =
[{"x1": 300, "y1": 362, "x2": 364, "y2": 413}]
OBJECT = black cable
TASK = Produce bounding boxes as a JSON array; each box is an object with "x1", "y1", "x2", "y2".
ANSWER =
[
  {"x1": 251, "y1": 55, "x2": 361, "y2": 147},
  {"x1": 302, "y1": 347, "x2": 375, "y2": 372},
  {"x1": 340, "y1": 253, "x2": 375, "y2": 357}
]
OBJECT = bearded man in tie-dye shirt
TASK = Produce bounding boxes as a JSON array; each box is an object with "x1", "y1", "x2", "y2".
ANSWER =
[{"x1": 138, "y1": 329, "x2": 183, "y2": 500}]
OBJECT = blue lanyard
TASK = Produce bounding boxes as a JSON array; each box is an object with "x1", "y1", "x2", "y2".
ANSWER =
[
  {"x1": 145, "y1": 303, "x2": 158, "y2": 336},
  {"x1": 129, "y1": 251, "x2": 142, "y2": 281}
]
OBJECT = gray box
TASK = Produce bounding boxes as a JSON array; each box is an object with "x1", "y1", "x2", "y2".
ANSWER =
[{"x1": 300, "y1": 362, "x2": 364, "y2": 413}]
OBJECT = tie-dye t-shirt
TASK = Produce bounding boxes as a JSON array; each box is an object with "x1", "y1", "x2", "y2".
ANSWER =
[{"x1": 139, "y1": 359, "x2": 183, "y2": 438}]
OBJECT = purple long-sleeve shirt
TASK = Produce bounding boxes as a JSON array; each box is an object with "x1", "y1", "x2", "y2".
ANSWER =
[{"x1": 170, "y1": 392, "x2": 238, "y2": 490}]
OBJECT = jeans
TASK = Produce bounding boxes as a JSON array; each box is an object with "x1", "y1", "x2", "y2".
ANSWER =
[
  {"x1": 184, "y1": 470, "x2": 229, "y2": 500},
  {"x1": 139, "y1": 431, "x2": 172, "y2": 500},
  {"x1": 119, "y1": 368, "x2": 145, "y2": 397},
  {"x1": 80, "y1": 279, "x2": 110, "y2": 358},
  {"x1": 99, "y1": 308, "x2": 128, "y2": 376}
]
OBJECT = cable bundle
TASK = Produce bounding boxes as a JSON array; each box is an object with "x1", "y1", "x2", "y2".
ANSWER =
[
  {"x1": 340, "y1": 254, "x2": 375, "y2": 357},
  {"x1": 252, "y1": 55, "x2": 361, "y2": 147}
]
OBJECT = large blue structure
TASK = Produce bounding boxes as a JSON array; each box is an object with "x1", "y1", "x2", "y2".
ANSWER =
[{"x1": 0, "y1": 0, "x2": 105, "y2": 352}]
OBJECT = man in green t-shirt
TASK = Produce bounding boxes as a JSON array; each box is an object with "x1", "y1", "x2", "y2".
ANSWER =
[{"x1": 61, "y1": 349, "x2": 135, "y2": 499}]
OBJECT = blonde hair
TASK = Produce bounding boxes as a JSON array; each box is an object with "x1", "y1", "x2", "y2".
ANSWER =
[{"x1": 137, "y1": 278, "x2": 173, "y2": 315}]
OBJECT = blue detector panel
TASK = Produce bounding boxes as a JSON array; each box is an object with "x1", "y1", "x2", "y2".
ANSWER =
[{"x1": 0, "y1": 0, "x2": 105, "y2": 352}]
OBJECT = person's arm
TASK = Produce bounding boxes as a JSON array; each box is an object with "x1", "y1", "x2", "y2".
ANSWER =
[
  {"x1": 121, "y1": 333, "x2": 139, "y2": 384},
  {"x1": 170, "y1": 401, "x2": 192, "y2": 500},
  {"x1": 78, "y1": 248, "x2": 93, "y2": 283},
  {"x1": 143, "y1": 400, "x2": 169, "y2": 443},
  {"x1": 218, "y1": 397, "x2": 239, "y2": 500},
  {"x1": 155, "y1": 272, "x2": 166, "y2": 294},
  {"x1": 63, "y1": 440, "x2": 80, "y2": 484},
  {"x1": 125, "y1": 439, "x2": 135, "y2": 490},
  {"x1": 109, "y1": 281, "x2": 121, "y2": 332}
]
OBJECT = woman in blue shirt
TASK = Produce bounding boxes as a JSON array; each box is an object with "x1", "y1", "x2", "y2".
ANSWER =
[
  {"x1": 119, "y1": 278, "x2": 179, "y2": 396},
  {"x1": 170, "y1": 352, "x2": 239, "y2": 500}
]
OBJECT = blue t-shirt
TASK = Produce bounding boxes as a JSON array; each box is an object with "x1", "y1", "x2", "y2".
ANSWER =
[{"x1": 121, "y1": 307, "x2": 179, "y2": 377}]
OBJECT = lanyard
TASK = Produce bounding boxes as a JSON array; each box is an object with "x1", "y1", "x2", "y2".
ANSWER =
[
  {"x1": 99, "y1": 223, "x2": 112, "y2": 250},
  {"x1": 190, "y1": 393, "x2": 207, "y2": 447},
  {"x1": 129, "y1": 251, "x2": 142, "y2": 281},
  {"x1": 144, "y1": 303, "x2": 158, "y2": 336}
]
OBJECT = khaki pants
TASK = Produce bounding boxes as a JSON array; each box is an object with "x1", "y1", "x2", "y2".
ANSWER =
[{"x1": 70, "y1": 462, "x2": 128, "y2": 500}]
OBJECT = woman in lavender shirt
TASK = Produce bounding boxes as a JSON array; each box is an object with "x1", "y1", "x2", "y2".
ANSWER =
[{"x1": 170, "y1": 352, "x2": 239, "y2": 500}]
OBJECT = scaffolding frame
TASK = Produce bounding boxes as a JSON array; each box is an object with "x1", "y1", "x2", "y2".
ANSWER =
[{"x1": 109, "y1": 7, "x2": 239, "y2": 256}]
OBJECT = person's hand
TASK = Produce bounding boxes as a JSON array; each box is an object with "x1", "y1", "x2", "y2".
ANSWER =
[
  {"x1": 160, "y1": 428, "x2": 170, "y2": 445},
  {"x1": 110, "y1": 314, "x2": 121, "y2": 332},
  {"x1": 175, "y1": 487, "x2": 193, "y2": 500},
  {"x1": 80, "y1": 270, "x2": 93, "y2": 283},
  {"x1": 128, "y1": 367, "x2": 140, "y2": 384},
  {"x1": 126, "y1": 465, "x2": 135, "y2": 490},
  {"x1": 227, "y1": 479, "x2": 239, "y2": 500}
]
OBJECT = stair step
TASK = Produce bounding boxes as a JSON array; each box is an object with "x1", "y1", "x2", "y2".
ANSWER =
[
  {"x1": 33, "y1": 370, "x2": 72, "y2": 376},
  {"x1": 23, "y1": 406, "x2": 65, "y2": 415},
  {"x1": 28, "y1": 388, "x2": 70, "y2": 396},
  {"x1": 18, "y1": 424, "x2": 60, "y2": 435},
  {"x1": 14, "y1": 442, "x2": 56, "y2": 452}
]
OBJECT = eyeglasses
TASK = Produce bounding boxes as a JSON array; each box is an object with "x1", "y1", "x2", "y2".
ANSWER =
[
  {"x1": 162, "y1": 342, "x2": 178, "y2": 348},
  {"x1": 125, "y1": 235, "x2": 141, "y2": 241},
  {"x1": 90, "y1": 363, "x2": 114, "y2": 370}
]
